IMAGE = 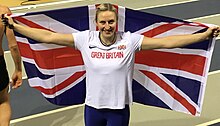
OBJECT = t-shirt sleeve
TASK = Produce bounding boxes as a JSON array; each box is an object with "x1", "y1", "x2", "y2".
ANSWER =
[
  {"x1": 72, "y1": 30, "x2": 89, "y2": 51},
  {"x1": 130, "y1": 32, "x2": 144, "y2": 52}
]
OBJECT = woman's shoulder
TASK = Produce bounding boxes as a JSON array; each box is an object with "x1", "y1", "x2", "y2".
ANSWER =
[
  {"x1": 118, "y1": 31, "x2": 132, "y2": 38},
  {"x1": 75, "y1": 30, "x2": 97, "y2": 36}
]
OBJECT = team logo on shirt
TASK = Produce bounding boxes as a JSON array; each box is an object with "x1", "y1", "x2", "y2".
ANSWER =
[{"x1": 117, "y1": 45, "x2": 126, "y2": 50}]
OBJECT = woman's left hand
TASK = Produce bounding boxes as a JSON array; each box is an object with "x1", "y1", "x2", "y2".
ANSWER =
[{"x1": 207, "y1": 26, "x2": 220, "y2": 38}]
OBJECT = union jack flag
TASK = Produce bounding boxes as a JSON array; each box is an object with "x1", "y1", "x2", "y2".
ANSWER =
[{"x1": 13, "y1": 4, "x2": 215, "y2": 116}]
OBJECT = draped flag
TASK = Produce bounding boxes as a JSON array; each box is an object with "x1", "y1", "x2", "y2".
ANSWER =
[{"x1": 13, "y1": 4, "x2": 215, "y2": 116}]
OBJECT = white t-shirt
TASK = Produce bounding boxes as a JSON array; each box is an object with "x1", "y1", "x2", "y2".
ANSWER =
[{"x1": 73, "y1": 30, "x2": 144, "y2": 109}]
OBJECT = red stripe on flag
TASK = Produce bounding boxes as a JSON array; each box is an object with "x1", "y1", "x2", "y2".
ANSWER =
[
  {"x1": 17, "y1": 42, "x2": 33, "y2": 59},
  {"x1": 14, "y1": 17, "x2": 52, "y2": 31},
  {"x1": 135, "y1": 50, "x2": 206, "y2": 76},
  {"x1": 140, "y1": 70, "x2": 196, "y2": 115},
  {"x1": 33, "y1": 71, "x2": 86, "y2": 95},
  {"x1": 17, "y1": 42, "x2": 84, "y2": 69},
  {"x1": 142, "y1": 23, "x2": 182, "y2": 37}
]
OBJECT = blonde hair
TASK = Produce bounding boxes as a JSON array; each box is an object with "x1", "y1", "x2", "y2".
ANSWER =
[{"x1": 95, "y1": 3, "x2": 118, "y2": 22}]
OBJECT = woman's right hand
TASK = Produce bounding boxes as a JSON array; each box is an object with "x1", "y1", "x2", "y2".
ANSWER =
[{"x1": 1, "y1": 14, "x2": 15, "y2": 29}]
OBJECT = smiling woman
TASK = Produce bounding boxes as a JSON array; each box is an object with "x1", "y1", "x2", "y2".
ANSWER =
[{"x1": 96, "y1": 4, "x2": 118, "y2": 46}]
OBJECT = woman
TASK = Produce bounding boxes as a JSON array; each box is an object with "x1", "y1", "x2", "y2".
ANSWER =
[{"x1": 2, "y1": 3, "x2": 219, "y2": 126}]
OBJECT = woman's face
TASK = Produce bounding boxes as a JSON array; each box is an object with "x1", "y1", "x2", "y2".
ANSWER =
[{"x1": 96, "y1": 11, "x2": 117, "y2": 39}]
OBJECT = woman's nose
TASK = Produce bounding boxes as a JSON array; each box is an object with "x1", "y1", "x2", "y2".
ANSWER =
[{"x1": 104, "y1": 23, "x2": 110, "y2": 29}]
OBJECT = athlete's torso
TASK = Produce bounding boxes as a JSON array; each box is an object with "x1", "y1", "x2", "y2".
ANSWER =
[{"x1": 73, "y1": 30, "x2": 143, "y2": 109}]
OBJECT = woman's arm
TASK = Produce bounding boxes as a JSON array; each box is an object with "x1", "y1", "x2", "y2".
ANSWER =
[
  {"x1": 141, "y1": 26, "x2": 220, "y2": 50},
  {"x1": 4, "y1": 14, "x2": 74, "y2": 47},
  {"x1": 6, "y1": 29, "x2": 22, "y2": 88},
  {"x1": 3, "y1": 8, "x2": 22, "y2": 88}
]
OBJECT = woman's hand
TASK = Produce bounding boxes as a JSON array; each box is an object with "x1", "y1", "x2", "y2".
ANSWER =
[
  {"x1": 1, "y1": 14, "x2": 15, "y2": 29},
  {"x1": 11, "y1": 71, "x2": 22, "y2": 89},
  {"x1": 205, "y1": 26, "x2": 220, "y2": 39}
]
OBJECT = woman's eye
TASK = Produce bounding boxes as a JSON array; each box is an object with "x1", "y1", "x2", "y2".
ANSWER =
[
  {"x1": 100, "y1": 21, "x2": 105, "y2": 24},
  {"x1": 108, "y1": 20, "x2": 114, "y2": 24}
]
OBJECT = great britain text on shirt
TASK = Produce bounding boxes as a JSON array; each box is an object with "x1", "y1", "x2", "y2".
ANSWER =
[{"x1": 91, "y1": 51, "x2": 124, "y2": 59}]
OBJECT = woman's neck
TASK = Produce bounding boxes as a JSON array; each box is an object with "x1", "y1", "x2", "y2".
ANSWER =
[{"x1": 100, "y1": 33, "x2": 116, "y2": 46}]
